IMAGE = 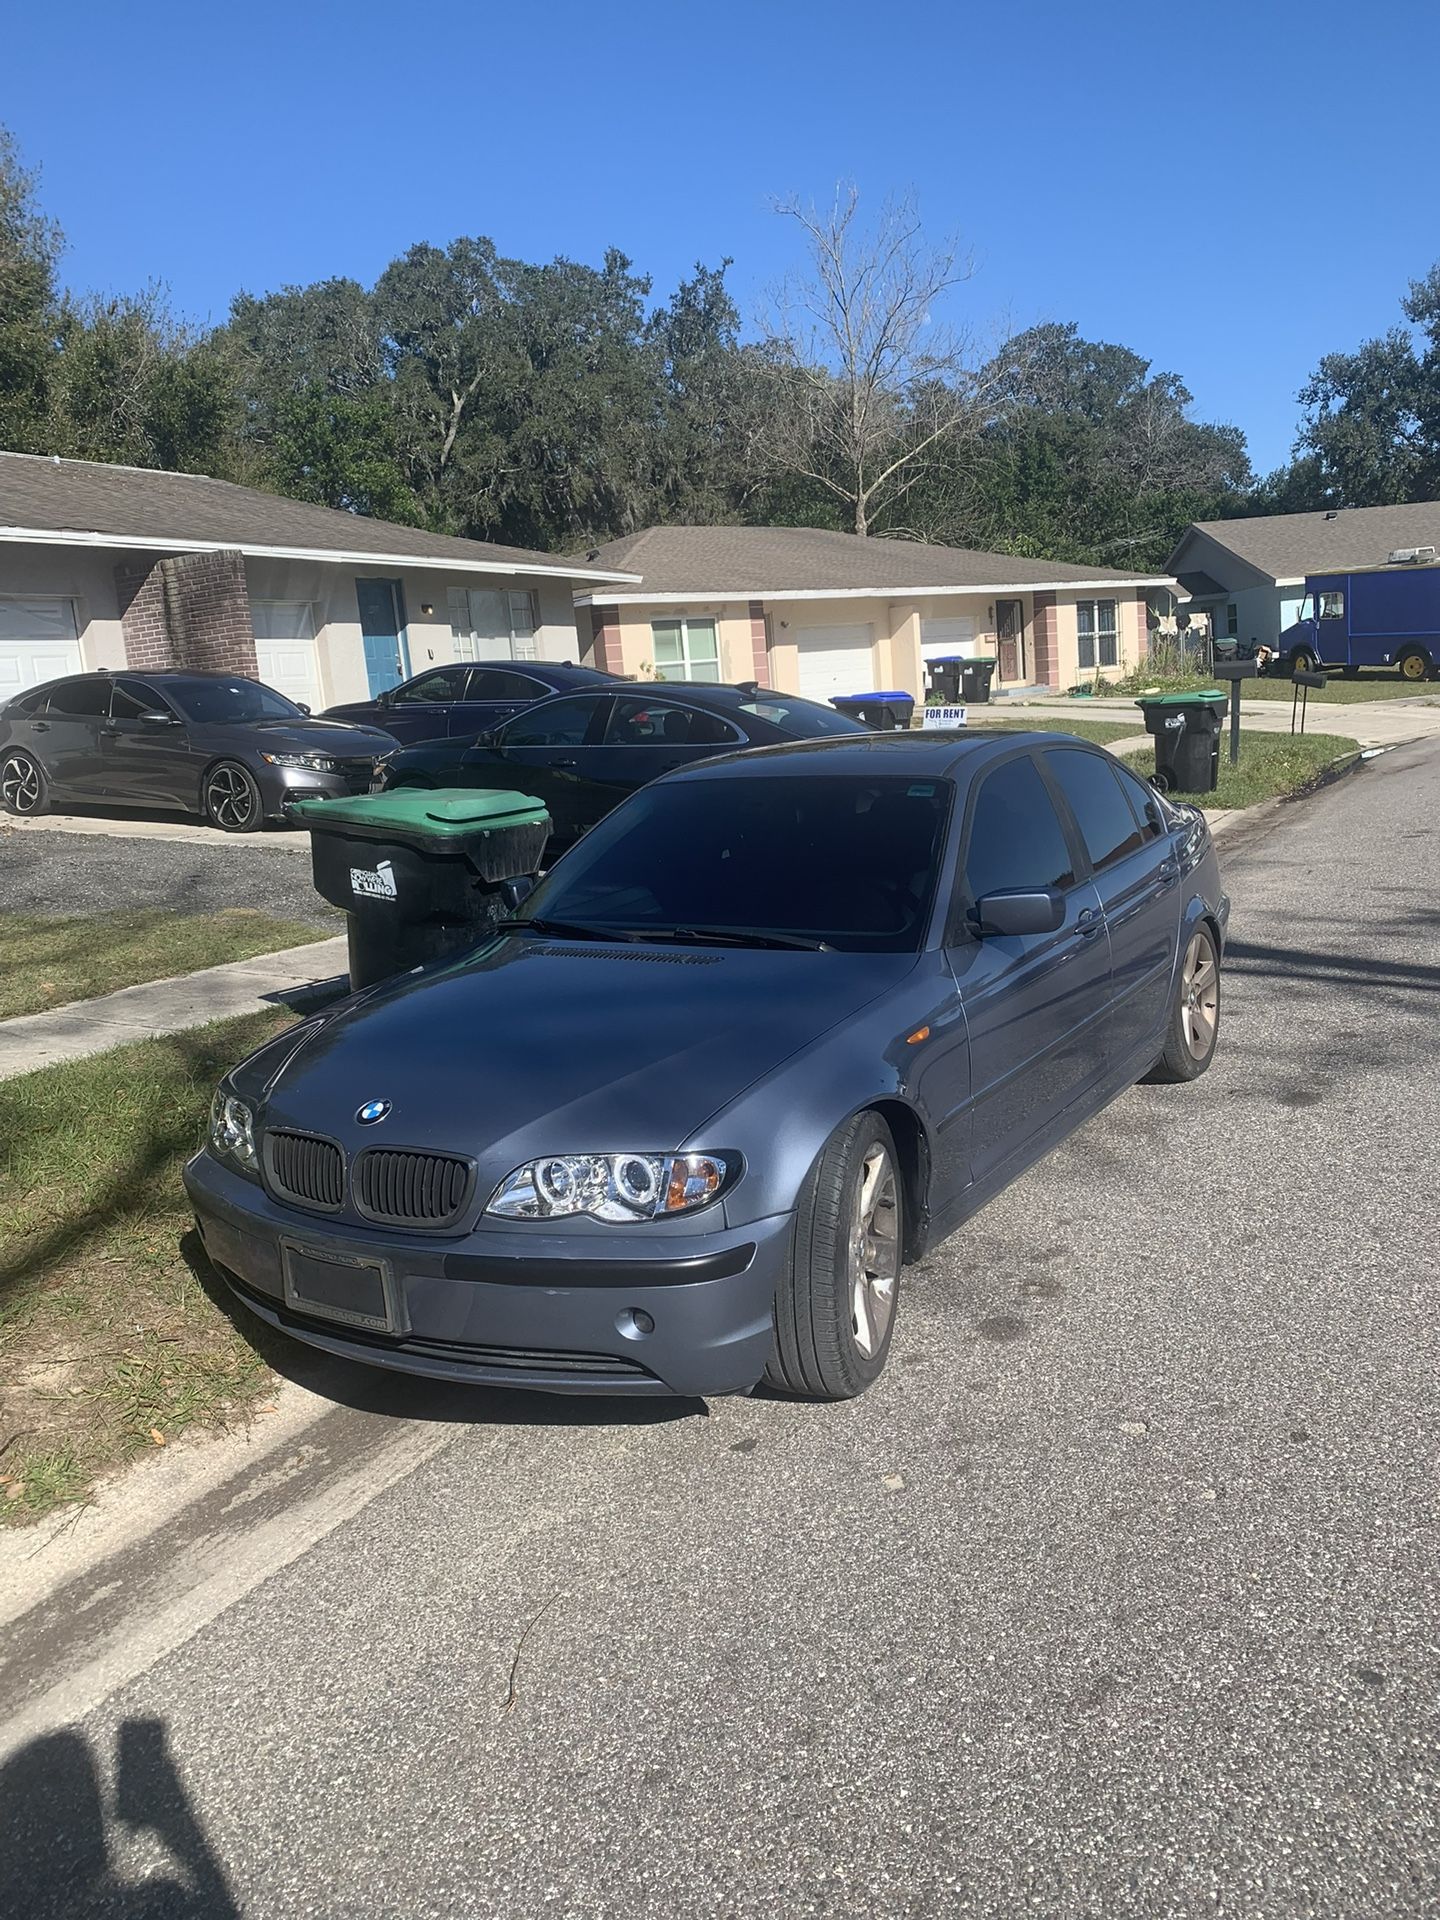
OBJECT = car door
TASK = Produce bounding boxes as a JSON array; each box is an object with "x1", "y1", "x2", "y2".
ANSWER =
[
  {"x1": 1040, "y1": 747, "x2": 1181, "y2": 1062},
  {"x1": 465, "y1": 693, "x2": 613, "y2": 844},
  {"x1": 29, "y1": 676, "x2": 111, "y2": 797},
  {"x1": 458, "y1": 667, "x2": 551, "y2": 739},
  {"x1": 100, "y1": 677, "x2": 200, "y2": 809},
  {"x1": 942, "y1": 750, "x2": 1112, "y2": 1196},
  {"x1": 378, "y1": 667, "x2": 472, "y2": 745},
  {"x1": 570, "y1": 693, "x2": 746, "y2": 820}
]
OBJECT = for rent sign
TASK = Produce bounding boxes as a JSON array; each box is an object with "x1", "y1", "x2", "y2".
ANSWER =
[{"x1": 921, "y1": 705, "x2": 968, "y2": 729}]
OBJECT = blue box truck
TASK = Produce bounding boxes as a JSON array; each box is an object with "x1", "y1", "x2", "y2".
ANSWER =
[{"x1": 1278, "y1": 549, "x2": 1440, "y2": 681}]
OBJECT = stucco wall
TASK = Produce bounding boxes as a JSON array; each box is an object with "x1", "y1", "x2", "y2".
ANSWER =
[{"x1": 0, "y1": 544, "x2": 128, "y2": 669}]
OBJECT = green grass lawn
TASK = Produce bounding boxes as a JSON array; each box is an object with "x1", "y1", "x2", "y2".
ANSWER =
[
  {"x1": 0, "y1": 908, "x2": 329, "y2": 1021},
  {"x1": 1117, "y1": 670, "x2": 1435, "y2": 705},
  {"x1": 0, "y1": 1011, "x2": 294, "y2": 1523},
  {"x1": 1122, "y1": 731, "x2": 1360, "y2": 810}
]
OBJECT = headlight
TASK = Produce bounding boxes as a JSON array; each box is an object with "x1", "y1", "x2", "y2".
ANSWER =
[
  {"x1": 259, "y1": 752, "x2": 341, "y2": 773},
  {"x1": 486, "y1": 1152, "x2": 735, "y2": 1223},
  {"x1": 208, "y1": 1087, "x2": 258, "y2": 1172}
]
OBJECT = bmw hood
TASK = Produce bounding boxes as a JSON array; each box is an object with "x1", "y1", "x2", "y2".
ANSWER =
[{"x1": 246, "y1": 936, "x2": 912, "y2": 1173}]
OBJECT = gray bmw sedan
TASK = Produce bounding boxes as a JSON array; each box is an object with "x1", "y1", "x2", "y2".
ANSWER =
[{"x1": 185, "y1": 730, "x2": 1228, "y2": 1400}]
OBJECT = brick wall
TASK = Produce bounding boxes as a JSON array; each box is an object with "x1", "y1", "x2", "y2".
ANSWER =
[
  {"x1": 588, "y1": 605, "x2": 621, "y2": 673},
  {"x1": 746, "y1": 601, "x2": 771, "y2": 688},
  {"x1": 115, "y1": 550, "x2": 257, "y2": 676},
  {"x1": 1032, "y1": 592, "x2": 1060, "y2": 688}
]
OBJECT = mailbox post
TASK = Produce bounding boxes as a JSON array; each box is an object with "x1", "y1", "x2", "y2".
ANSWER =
[{"x1": 1212, "y1": 658, "x2": 1257, "y2": 766}]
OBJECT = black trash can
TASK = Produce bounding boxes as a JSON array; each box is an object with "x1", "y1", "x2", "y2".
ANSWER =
[
  {"x1": 1134, "y1": 691, "x2": 1228, "y2": 794},
  {"x1": 959, "y1": 656, "x2": 997, "y2": 705},
  {"x1": 924, "y1": 657, "x2": 964, "y2": 704},
  {"x1": 830, "y1": 691, "x2": 917, "y2": 730},
  {"x1": 290, "y1": 788, "x2": 550, "y2": 989}
]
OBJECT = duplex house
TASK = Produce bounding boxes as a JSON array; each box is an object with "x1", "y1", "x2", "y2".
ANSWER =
[
  {"x1": 572, "y1": 525, "x2": 1174, "y2": 700},
  {"x1": 1168, "y1": 500, "x2": 1440, "y2": 651},
  {"x1": 0, "y1": 453, "x2": 637, "y2": 710}
]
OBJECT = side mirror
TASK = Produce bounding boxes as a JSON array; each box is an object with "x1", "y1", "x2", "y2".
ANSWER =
[
  {"x1": 297, "y1": 702, "x2": 312, "y2": 716},
  {"x1": 472, "y1": 728, "x2": 497, "y2": 750},
  {"x1": 972, "y1": 888, "x2": 1064, "y2": 937},
  {"x1": 139, "y1": 709, "x2": 176, "y2": 729},
  {"x1": 501, "y1": 874, "x2": 536, "y2": 911}
]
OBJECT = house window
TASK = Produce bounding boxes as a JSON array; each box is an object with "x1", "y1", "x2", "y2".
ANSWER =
[
  {"x1": 1076, "y1": 600, "x2": 1119, "y2": 670},
  {"x1": 651, "y1": 617, "x2": 720, "y2": 683},
  {"x1": 1226, "y1": 603, "x2": 1239, "y2": 638},
  {"x1": 447, "y1": 587, "x2": 539, "y2": 662}
]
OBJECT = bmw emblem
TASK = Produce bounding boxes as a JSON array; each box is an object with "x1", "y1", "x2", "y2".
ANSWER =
[{"x1": 356, "y1": 1099, "x2": 392, "y2": 1125}]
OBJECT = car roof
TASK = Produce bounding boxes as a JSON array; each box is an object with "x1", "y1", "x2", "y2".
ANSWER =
[{"x1": 656, "y1": 728, "x2": 1101, "y2": 782}]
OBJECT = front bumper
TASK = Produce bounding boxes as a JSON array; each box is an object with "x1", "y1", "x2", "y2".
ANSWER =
[
  {"x1": 269, "y1": 764, "x2": 378, "y2": 818},
  {"x1": 183, "y1": 1151, "x2": 787, "y2": 1398}
]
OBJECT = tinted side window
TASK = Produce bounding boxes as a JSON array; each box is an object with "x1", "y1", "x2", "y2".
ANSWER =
[
  {"x1": 1046, "y1": 748, "x2": 1145, "y2": 871},
  {"x1": 501, "y1": 696, "x2": 603, "y2": 748},
  {"x1": 470, "y1": 669, "x2": 545, "y2": 701},
  {"x1": 42, "y1": 678, "x2": 110, "y2": 717},
  {"x1": 393, "y1": 668, "x2": 467, "y2": 705},
  {"x1": 4, "y1": 687, "x2": 49, "y2": 716},
  {"x1": 111, "y1": 678, "x2": 169, "y2": 722},
  {"x1": 962, "y1": 755, "x2": 1075, "y2": 906},
  {"x1": 1113, "y1": 762, "x2": 1164, "y2": 840},
  {"x1": 604, "y1": 696, "x2": 742, "y2": 747}
]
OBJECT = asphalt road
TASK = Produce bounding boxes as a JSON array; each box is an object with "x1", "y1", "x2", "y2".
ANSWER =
[
  {"x1": 0, "y1": 824, "x2": 336, "y2": 926},
  {"x1": 4, "y1": 742, "x2": 1439, "y2": 1918}
]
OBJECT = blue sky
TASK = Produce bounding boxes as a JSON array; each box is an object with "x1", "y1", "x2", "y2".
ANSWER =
[{"x1": 6, "y1": 0, "x2": 1436, "y2": 475}]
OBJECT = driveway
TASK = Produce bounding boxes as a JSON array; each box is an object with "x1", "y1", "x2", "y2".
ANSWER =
[{"x1": 3, "y1": 741, "x2": 1437, "y2": 1918}]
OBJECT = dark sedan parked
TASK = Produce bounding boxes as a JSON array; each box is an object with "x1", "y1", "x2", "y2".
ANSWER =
[
  {"x1": 374, "y1": 680, "x2": 866, "y2": 852},
  {"x1": 322, "y1": 659, "x2": 617, "y2": 745},
  {"x1": 186, "y1": 730, "x2": 1228, "y2": 1402},
  {"x1": 0, "y1": 672, "x2": 397, "y2": 832}
]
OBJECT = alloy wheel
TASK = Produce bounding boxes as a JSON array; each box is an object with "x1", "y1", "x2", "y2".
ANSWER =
[
  {"x1": 1180, "y1": 931, "x2": 1219, "y2": 1060},
  {"x1": 849, "y1": 1142, "x2": 899, "y2": 1358},
  {"x1": 1, "y1": 752, "x2": 41, "y2": 814},
  {"x1": 206, "y1": 764, "x2": 258, "y2": 830}
]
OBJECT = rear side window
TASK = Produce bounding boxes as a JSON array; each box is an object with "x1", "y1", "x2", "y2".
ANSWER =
[
  {"x1": 469, "y1": 669, "x2": 546, "y2": 701},
  {"x1": 1045, "y1": 748, "x2": 1145, "y2": 871},
  {"x1": 501, "y1": 695, "x2": 604, "y2": 748},
  {"x1": 4, "y1": 687, "x2": 49, "y2": 716},
  {"x1": 1113, "y1": 762, "x2": 1164, "y2": 840},
  {"x1": 604, "y1": 697, "x2": 742, "y2": 747},
  {"x1": 42, "y1": 678, "x2": 110, "y2": 717},
  {"x1": 962, "y1": 755, "x2": 1075, "y2": 905}
]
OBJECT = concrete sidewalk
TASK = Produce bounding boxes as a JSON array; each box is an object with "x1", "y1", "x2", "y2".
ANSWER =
[
  {"x1": 1012, "y1": 691, "x2": 1440, "y2": 749},
  {"x1": 0, "y1": 935, "x2": 349, "y2": 1081}
]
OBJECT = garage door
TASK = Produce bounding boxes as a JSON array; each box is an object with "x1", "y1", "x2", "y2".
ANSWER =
[
  {"x1": 253, "y1": 601, "x2": 324, "y2": 711},
  {"x1": 795, "y1": 624, "x2": 875, "y2": 701},
  {"x1": 0, "y1": 598, "x2": 82, "y2": 705},
  {"x1": 921, "y1": 616, "x2": 976, "y2": 660}
]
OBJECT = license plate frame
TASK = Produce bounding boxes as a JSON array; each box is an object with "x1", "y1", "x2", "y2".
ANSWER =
[{"x1": 281, "y1": 1240, "x2": 400, "y2": 1335}]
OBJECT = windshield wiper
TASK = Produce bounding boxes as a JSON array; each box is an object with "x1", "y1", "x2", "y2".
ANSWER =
[
  {"x1": 630, "y1": 925, "x2": 830, "y2": 952},
  {"x1": 493, "y1": 917, "x2": 632, "y2": 943}
]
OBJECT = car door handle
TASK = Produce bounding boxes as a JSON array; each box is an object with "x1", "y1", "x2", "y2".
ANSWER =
[
  {"x1": 1077, "y1": 907, "x2": 1103, "y2": 938},
  {"x1": 31, "y1": 721, "x2": 48, "y2": 732},
  {"x1": 1158, "y1": 859, "x2": 1179, "y2": 885},
  {"x1": 551, "y1": 758, "x2": 578, "y2": 770},
  {"x1": 100, "y1": 726, "x2": 120, "y2": 738}
]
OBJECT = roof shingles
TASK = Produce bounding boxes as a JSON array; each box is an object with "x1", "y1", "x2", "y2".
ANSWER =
[{"x1": 1175, "y1": 502, "x2": 1440, "y2": 581}]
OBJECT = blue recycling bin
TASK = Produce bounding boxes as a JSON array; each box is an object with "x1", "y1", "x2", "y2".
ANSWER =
[{"x1": 830, "y1": 691, "x2": 917, "y2": 730}]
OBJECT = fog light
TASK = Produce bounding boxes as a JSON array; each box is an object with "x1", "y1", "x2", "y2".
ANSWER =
[{"x1": 616, "y1": 1308, "x2": 654, "y2": 1340}]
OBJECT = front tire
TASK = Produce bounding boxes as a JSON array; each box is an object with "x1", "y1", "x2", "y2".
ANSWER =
[
  {"x1": 766, "y1": 1112, "x2": 902, "y2": 1400},
  {"x1": 1151, "y1": 925, "x2": 1220, "y2": 1083},
  {"x1": 1289, "y1": 646, "x2": 1319, "y2": 675},
  {"x1": 204, "y1": 760, "x2": 263, "y2": 833},
  {"x1": 1398, "y1": 648, "x2": 1430, "y2": 683},
  {"x1": 0, "y1": 748, "x2": 48, "y2": 817}
]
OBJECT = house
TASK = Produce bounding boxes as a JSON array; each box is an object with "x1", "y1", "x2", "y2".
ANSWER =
[
  {"x1": 0, "y1": 452, "x2": 638, "y2": 710},
  {"x1": 1168, "y1": 501, "x2": 1440, "y2": 652},
  {"x1": 570, "y1": 525, "x2": 1175, "y2": 700}
]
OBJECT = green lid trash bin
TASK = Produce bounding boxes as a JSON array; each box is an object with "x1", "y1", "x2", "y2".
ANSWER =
[
  {"x1": 1133, "y1": 690, "x2": 1229, "y2": 794},
  {"x1": 959, "y1": 657, "x2": 997, "y2": 704},
  {"x1": 290, "y1": 787, "x2": 551, "y2": 989}
]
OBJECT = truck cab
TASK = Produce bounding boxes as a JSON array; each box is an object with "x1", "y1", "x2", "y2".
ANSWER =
[{"x1": 1277, "y1": 555, "x2": 1440, "y2": 681}]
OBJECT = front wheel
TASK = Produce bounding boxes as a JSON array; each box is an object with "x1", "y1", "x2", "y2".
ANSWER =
[
  {"x1": 1150, "y1": 926, "x2": 1220, "y2": 1083},
  {"x1": 766, "y1": 1112, "x2": 903, "y2": 1399},
  {"x1": 203, "y1": 760, "x2": 263, "y2": 833},
  {"x1": 0, "y1": 748, "x2": 48, "y2": 817},
  {"x1": 1398, "y1": 648, "x2": 1431, "y2": 683},
  {"x1": 1289, "y1": 646, "x2": 1319, "y2": 675}
]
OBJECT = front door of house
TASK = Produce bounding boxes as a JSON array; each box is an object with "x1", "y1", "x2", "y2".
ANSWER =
[
  {"x1": 356, "y1": 579, "x2": 410, "y2": 696},
  {"x1": 996, "y1": 600, "x2": 1025, "y2": 683}
]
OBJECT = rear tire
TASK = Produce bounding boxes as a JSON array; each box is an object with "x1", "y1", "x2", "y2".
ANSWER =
[
  {"x1": 1150, "y1": 926, "x2": 1220, "y2": 1084},
  {"x1": 765, "y1": 1112, "x2": 902, "y2": 1400},
  {"x1": 0, "y1": 748, "x2": 48, "y2": 817},
  {"x1": 203, "y1": 760, "x2": 263, "y2": 833},
  {"x1": 1398, "y1": 648, "x2": 1430, "y2": 683}
]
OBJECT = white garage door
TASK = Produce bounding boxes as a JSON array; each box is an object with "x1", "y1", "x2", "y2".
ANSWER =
[
  {"x1": 921, "y1": 616, "x2": 976, "y2": 660},
  {"x1": 795, "y1": 624, "x2": 876, "y2": 701},
  {"x1": 253, "y1": 601, "x2": 324, "y2": 711},
  {"x1": 0, "y1": 598, "x2": 82, "y2": 706}
]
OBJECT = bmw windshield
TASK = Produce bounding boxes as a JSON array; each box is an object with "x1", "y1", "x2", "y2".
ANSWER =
[{"x1": 517, "y1": 774, "x2": 952, "y2": 953}]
